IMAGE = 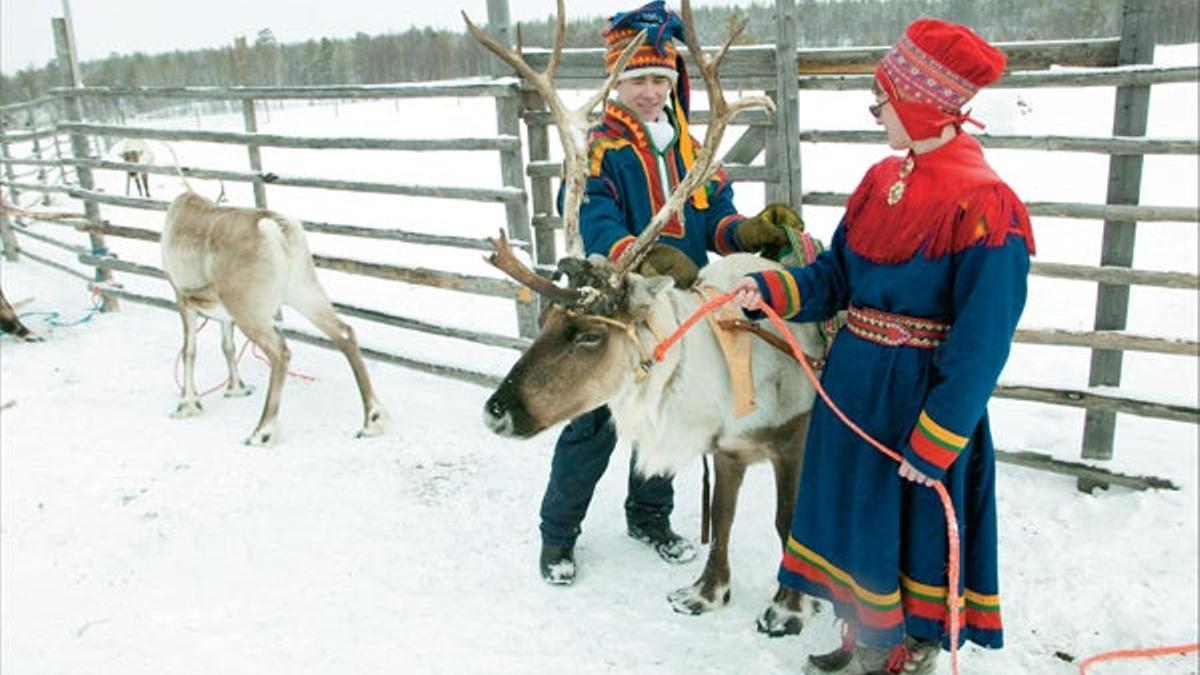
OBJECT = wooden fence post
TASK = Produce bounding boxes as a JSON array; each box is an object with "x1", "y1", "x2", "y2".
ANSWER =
[
  {"x1": 773, "y1": 0, "x2": 803, "y2": 211},
  {"x1": 486, "y1": 0, "x2": 538, "y2": 339},
  {"x1": 0, "y1": 208, "x2": 17, "y2": 262},
  {"x1": 27, "y1": 109, "x2": 52, "y2": 206},
  {"x1": 522, "y1": 91, "x2": 559, "y2": 272},
  {"x1": 764, "y1": 88, "x2": 781, "y2": 204},
  {"x1": 52, "y1": 16, "x2": 117, "y2": 311},
  {"x1": 0, "y1": 111, "x2": 22, "y2": 210},
  {"x1": 234, "y1": 36, "x2": 269, "y2": 209},
  {"x1": 0, "y1": 114, "x2": 18, "y2": 259},
  {"x1": 1078, "y1": 0, "x2": 1157, "y2": 492},
  {"x1": 1, "y1": 108, "x2": 26, "y2": 260},
  {"x1": 50, "y1": 103, "x2": 70, "y2": 188}
]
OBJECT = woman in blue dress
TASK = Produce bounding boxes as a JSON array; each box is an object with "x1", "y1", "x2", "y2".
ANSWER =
[{"x1": 731, "y1": 19, "x2": 1036, "y2": 675}]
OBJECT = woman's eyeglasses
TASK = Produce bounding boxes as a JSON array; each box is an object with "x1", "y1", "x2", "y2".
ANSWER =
[{"x1": 869, "y1": 99, "x2": 888, "y2": 118}]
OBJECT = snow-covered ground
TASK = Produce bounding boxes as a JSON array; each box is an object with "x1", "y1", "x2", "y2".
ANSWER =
[{"x1": 1, "y1": 45, "x2": 1197, "y2": 675}]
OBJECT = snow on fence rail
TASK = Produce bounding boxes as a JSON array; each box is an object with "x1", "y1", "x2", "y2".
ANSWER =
[{"x1": 0, "y1": 0, "x2": 1196, "y2": 491}]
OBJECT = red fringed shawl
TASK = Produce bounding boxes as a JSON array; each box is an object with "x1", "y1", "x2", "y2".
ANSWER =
[{"x1": 844, "y1": 133, "x2": 1036, "y2": 264}]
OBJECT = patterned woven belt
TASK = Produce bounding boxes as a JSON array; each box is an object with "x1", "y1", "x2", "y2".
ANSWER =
[{"x1": 846, "y1": 305, "x2": 950, "y2": 348}]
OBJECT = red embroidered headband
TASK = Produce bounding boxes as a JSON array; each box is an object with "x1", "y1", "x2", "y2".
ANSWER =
[{"x1": 878, "y1": 34, "x2": 979, "y2": 112}]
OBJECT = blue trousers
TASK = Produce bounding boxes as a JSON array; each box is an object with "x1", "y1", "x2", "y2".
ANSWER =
[{"x1": 538, "y1": 406, "x2": 674, "y2": 547}]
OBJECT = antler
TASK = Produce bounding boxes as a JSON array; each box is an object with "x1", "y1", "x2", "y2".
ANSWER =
[
  {"x1": 485, "y1": 228, "x2": 586, "y2": 305},
  {"x1": 464, "y1": 0, "x2": 646, "y2": 256},
  {"x1": 610, "y1": 0, "x2": 776, "y2": 278}
]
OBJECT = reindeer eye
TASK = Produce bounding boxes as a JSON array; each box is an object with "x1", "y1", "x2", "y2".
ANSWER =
[{"x1": 573, "y1": 331, "x2": 605, "y2": 348}]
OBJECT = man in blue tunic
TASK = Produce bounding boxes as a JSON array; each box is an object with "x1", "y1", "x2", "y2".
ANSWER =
[
  {"x1": 731, "y1": 19, "x2": 1035, "y2": 674},
  {"x1": 538, "y1": 0, "x2": 800, "y2": 585}
]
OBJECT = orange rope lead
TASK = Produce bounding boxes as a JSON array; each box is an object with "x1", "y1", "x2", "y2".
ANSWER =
[
  {"x1": 1078, "y1": 643, "x2": 1200, "y2": 674},
  {"x1": 251, "y1": 344, "x2": 317, "y2": 382},
  {"x1": 652, "y1": 291, "x2": 732, "y2": 363},
  {"x1": 173, "y1": 318, "x2": 317, "y2": 393}
]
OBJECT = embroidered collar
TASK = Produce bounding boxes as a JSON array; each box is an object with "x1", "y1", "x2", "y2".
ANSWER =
[{"x1": 602, "y1": 100, "x2": 677, "y2": 153}]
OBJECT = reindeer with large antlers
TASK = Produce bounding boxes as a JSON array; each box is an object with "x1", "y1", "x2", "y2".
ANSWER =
[{"x1": 469, "y1": 0, "x2": 821, "y2": 634}]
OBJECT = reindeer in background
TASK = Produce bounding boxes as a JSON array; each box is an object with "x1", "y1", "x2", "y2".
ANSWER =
[
  {"x1": 113, "y1": 139, "x2": 153, "y2": 197},
  {"x1": 159, "y1": 168, "x2": 386, "y2": 446},
  {"x1": 469, "y1": 0, "x2": 822, "y2": 635}
]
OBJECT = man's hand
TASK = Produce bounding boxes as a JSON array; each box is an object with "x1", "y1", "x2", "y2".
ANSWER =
[
  {"x1": 638, "y1": 243, "x2": 699, "y2": 289},
  {"x1": 734, "y1": 203, "x2": 803, "y2": 257}
]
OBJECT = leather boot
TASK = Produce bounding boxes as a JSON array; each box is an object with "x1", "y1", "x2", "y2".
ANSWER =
[{"x1": 539, "y1": 544, "x2": 576, "y2": 585}]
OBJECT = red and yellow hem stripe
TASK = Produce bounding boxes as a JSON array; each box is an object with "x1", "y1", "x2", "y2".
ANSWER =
[
  {"x1": 783, "y1": 538, "x2": 1003, "y2": 634},
  {"x1": 901, "y1": 574, "x2": 1003, "y2": 631},
  {"x1": 782, "y1": 537, "x2": 903, "y2": 630}
]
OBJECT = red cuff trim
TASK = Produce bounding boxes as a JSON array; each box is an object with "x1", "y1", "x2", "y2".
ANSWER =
[
  {"x1": 714, "y1": 214, "x2": 745, "y2": 255},
  {"x1": 609, "y1": 236, "x2": 637, "y2": 262},
  {"x1": 909, "y1": 410, "x2": 968, "y2": 469},
  {"x1": 758, "y1": 270, "x2": 801, "y2": 319}
]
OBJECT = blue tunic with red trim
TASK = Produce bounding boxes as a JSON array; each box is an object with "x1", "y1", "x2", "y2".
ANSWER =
[
  {"x1": 746, "y1": 134, "x2": 1035, "y2": 650},
  {"x1": 577, "y1": 100, "x2": 752, "y2": 264}
]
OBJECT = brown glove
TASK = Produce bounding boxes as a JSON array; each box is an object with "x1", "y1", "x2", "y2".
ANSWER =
[
  {"x1": 734, "y1": 202, "x2": 804, "y2": 257},
  {"x1": 638, "y1": 243, "x2": 699, "y2": 289}
]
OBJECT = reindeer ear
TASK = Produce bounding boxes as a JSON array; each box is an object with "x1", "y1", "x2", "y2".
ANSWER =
[{"x1": 627, "y1": 274, "x2": 674, "y2": 314}]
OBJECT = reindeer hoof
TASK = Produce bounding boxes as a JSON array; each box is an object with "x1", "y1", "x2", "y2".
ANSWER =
[
  {"x1": 755, "y1": 596, "x2": 818, "y2": 637},
  {"x1": 223, "y1": 383, "x2": 254, "y2": 398},
  {"x1": 668, "y1": 583, "x2": 731, "y2": 616},
  {"x1": 244, "y1": 428, "x2": 277, "y2": 446},
  {"x1": 356, "y1": 407, "x2": 387, "y2": 438},
  {"x1": 171, "y1": 400, "x2": 203, "y2": 418}
]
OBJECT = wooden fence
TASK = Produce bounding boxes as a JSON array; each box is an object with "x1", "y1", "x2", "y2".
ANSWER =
[{"x1": 0, "y1": 0, "x2": 1196, "y2": 491}]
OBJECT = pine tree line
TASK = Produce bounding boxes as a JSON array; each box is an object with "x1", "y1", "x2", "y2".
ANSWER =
[{"x1": 1, "y1": 0, "x2": 1196, "y2": 112}]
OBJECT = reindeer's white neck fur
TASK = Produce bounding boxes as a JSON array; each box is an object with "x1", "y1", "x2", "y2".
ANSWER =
[
  {"x1": 604, "y1": 255, "x2": 823, "y2": 478},
  {"x1": 607, "y1": 288, "x2": 717, "y2": 477}
]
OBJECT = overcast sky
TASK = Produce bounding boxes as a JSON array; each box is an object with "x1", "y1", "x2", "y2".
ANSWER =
[{"x1": 1, "y1": 0, "x2": 762, "y2": 75}]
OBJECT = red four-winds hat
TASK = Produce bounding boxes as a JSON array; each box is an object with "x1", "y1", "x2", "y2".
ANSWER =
[{"x1": 876, "y1": 19, "x2": 1007, "y2": 138}]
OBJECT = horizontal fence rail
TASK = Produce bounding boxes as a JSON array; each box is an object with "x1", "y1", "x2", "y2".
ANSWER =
[
  {"x1": 8, "y1": 159, "x2": 527, "y2": 207},
  {"x1": 797, "y1": 129, "x2": 1200, "y2": 156},
  {"x1": 43, "y1": 176, "x2": 524, "y2": 205},
  {"x1": 46, "y1": 79, "x2": 522, "y2": 101},
  {"x1": 57, "y1": 122, "x2": 522, "y2": 152},
  {"x1": 796, "y1": 64, "x2": 1199, "y2": 91},
  {"x1": 0, "y1": 127, "x2": 62, "y2": 144},
  {"x1": 66, "y1": 246, "x2": 525, "y2": 301},
  {"x1": 84, "y1": 283, "x2": 509, "y2": 388},
  {"x1": 799, "y1": 191, "x2": 1199, "y2": 223},
  {"x1": 517, "y1": 38, "x2": 1124, "y2": 86}
]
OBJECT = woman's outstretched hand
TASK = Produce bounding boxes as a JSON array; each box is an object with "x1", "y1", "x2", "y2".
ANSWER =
[
  {"x1": 899, "y1": 459, "x2": 936, "y2": 486},
  {"x1": 729, "y1": 276, "x2": 762, "y2": 310}
]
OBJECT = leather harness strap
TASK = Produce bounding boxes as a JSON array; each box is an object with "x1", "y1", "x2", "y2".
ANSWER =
[{"x1": 717, "y1": 318, "x2": 826, "y2": 372}]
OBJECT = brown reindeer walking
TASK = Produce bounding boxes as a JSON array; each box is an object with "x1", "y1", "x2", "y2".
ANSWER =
[
  {"x1": 469, "y1": 0, "x2": 820, "y2": 634},
  {"x1": 160, "y1": 174, "x2": 386, "y2": 445}
]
